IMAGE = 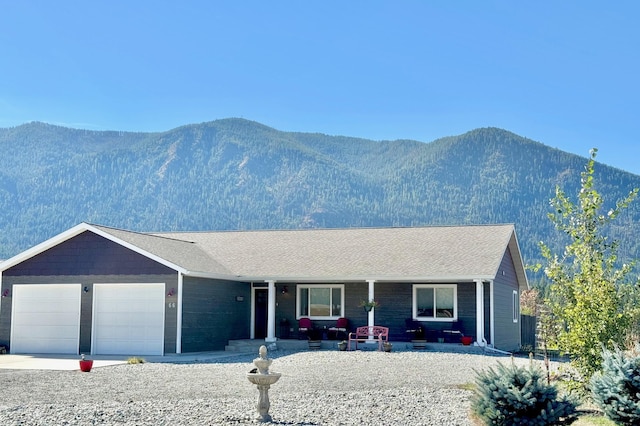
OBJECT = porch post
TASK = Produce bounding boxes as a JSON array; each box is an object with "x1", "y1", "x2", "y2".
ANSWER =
[
  {"x1": 489, "y1": 280, "x2": 495, "y2": 347},
  {"x1": 474, "y1": 279, "x2": 485, "y2": 347},
  {"x1": 265, "y1": 280, "x2": 277, "y2": 343},
  {"x1": 367, "y1": 279, "x2": 375, "y2": 328},
  {"x1": 176, "y1": 272, "x2": 183, "y2": 354}
]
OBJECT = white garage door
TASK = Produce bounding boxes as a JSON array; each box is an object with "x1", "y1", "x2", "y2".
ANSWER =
[
  {"x1": 92, "y1": 283, "x2": 165, "y2": 356},
  {"x1": 11, "y1": 284, "x2": 81, "y2": 354}
]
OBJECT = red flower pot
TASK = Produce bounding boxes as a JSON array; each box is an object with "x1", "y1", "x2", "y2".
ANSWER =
[
  {"x1": 79, "y1": 359, "x2": 93, "y2": 372},
  {"x1": 461, "y1": 336, "x2": 473, "y2": 346}
]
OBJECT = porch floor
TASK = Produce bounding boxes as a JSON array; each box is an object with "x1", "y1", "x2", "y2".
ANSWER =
[{"x1": 225, "y1": 338, "x2": 487, "y2": 354}]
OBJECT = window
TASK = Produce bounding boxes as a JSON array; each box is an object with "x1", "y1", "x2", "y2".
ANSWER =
[
  {"x1": 513, "y1": 290, "x2": 519, "y2": 323},
  {"x1": 413, "y1": 284, "x2": 457, "y2": 321},
  {"x1": 297, "y1": 285, "x2": 344, "y2": 319}
]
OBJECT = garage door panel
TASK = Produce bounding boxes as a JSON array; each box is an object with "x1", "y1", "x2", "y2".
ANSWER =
[
  {"x1": 15, "y1": 338, "x2": 78, "y2": 354},
  {"x1": 14, "y1": 324, "x2": 79, "y2": 339},
  {"x1": 14, "y1": 312, "x2": 81, "y2": 326},
  {"x1": 14, "y1": 299, "x2": 79, "y2": 314},
  {"x1": 11, "y1": 284, "x2": 81, "y2": 354},
  {"x1": 97, "y1": 325, "x2": 163, "y2": 340},
  {"x1": 95, "y1": 312, "x2": 164, "y2": 327},
  {"x1": 105, "y1": 340, "x2": 155, "y2": 354},
  {"x1": 92, "y1": 284, "x2": 165, "y2": 356}
]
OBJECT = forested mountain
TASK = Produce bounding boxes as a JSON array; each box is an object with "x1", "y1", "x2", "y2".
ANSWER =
[{"x1": 1, "y1": 118, "x2": 639, "y2": 276}]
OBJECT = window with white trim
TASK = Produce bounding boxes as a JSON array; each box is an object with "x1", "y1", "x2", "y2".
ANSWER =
[
  {"x1": 297, "y1": 284, "x2": 344, "y2": 319},
  {"x1": 413, "y1": 284, "x2": 457, "y2": 321},
  {"x1": 513, "y1": 290, "x2": 519, "y2": 323}
]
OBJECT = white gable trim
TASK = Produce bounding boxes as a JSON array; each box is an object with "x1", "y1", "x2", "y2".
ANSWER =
[
  {"x1": 508, "y1": 231, "x2": 530, "y2": 292},
  {"x1": 490, "y1": 228, "x2": 529, "y2": 292},
  {"x1": 0, "y1": 222, "x2": 187, "y2": 274}
]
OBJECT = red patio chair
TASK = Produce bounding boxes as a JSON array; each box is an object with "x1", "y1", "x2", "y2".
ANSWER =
[
  {"x1": 328, "y1": 317, "x2": 349, "y2": 340},
  {"x1": 298, "y1": 317, "x2": 313, "y2": 339}
]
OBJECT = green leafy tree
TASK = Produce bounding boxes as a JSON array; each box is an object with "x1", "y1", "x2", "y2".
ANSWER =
[{"x1": 539, "y1": 148, "x2": 639, "y2": 382}]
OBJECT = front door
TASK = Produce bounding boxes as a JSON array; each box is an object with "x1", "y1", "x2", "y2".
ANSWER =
[{"x1": 254, "y1": 289, "x2": 268, "y2": 339}]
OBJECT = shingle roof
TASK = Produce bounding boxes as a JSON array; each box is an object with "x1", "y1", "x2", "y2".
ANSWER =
[
  {"x1": 150, "y1": 224, "x2": 526, "y2": 286},
  {"x1": 1, "y1": 223, "x2": 528, "y2": 290},
  {"x1": 90, "y1": 224, "x2": 234, "y2": 276}
]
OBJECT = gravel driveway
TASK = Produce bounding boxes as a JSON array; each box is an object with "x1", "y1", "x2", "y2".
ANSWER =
[{"x1": 0, "y1": 349, "x2": 541, "y2": 425}]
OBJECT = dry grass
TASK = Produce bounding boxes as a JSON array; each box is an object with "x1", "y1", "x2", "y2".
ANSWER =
[{"x1": 571, "y1": 415, "x2": 615, "y2": 425}]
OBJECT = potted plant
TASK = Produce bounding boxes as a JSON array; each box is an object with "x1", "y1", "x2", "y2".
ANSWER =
[
  {"x1": 359, "y1": 299, "x2": 380, "y2": 313},
  {"x1": 411, "y1": 326, "x2": 427, "y2": 350},
  {"x1": 307, "y1": 328, "x2": 323, "y2": 350},
  {"x1": 383, "y1": 342, "x2": 393, "y2": 352},
  {"x1": 79, "y1": 354, "x2": 93, "y2": 372},
  {"x1": 461, "y1": 335, "x2": 473, "y2": 346},
  {"x1": 337, "y1": 340, "x2": 348, "y2": 351}
]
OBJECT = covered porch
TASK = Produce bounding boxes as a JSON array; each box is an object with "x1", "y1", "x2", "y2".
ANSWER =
[{"x1": 251, "y1": 279, "x2": 494, "y2": 349}]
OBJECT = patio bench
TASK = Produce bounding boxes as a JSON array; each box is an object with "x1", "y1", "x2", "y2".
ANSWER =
[{"x1": 348, "y1": 326, "x2": 389, "y2": 351}]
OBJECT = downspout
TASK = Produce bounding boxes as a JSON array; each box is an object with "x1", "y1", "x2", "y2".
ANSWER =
[
  {"x1": 484, "y1": 346, "x2": 512, "y2": 355},
  {"x1": 265, "y1": 280, "x2": 277, "y2": 343},
  {"x1": 176, "y1": 271, "x2": 183, "y2": 354}
]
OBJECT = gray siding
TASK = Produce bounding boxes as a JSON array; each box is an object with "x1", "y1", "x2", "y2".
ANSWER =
[
  {"x1": 492, "y1": 248, "x2": 521, "y2": 351},
  {"x1": 274, "y1": 284, "x2": 297, "y2": 337},
  {"x1": 456, "y1": 282, "x2": 477, "y2": 339},
  {"x1": 374, "y1": 282, "x2": 476, "y2": 342},
  {"x1": 181, "y1": 277, "x2": 251, "y2": 352},
  {"x1": 3, "y1": 231, "x2": 175, "y2": 276},
  {"x1": 0, "y1": 274, "x2": 178, "y2": 354},
  {"x1": 281, "y1": 282, "x2": 372, "y2": 338},
  {"x1": 368, "y1": 282, "x2": 412, "y2": 341},
  {"x1": 284, "y1": 282, "x2": 478, "y2": 343}
]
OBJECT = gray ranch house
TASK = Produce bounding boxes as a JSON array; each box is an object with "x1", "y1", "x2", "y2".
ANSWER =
[{"x1": 0, "y1": 223, "x2": 528, "y2": 355}]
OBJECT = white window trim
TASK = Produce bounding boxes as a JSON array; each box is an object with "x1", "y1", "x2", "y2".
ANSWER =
[
  {"x1": 513, "y1": 290, "x2": 519, "y2": 323},
  {"x1": 296, "y1": 284, "x2": 345, "y2": 320},
  {"x1": 412, "y1": 284, "x2": 458, "y2": 322}
]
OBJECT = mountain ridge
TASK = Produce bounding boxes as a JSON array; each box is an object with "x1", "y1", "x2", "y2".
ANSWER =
[{"x1": 0, "y1": 118, "x2": 638, "y2": 274}]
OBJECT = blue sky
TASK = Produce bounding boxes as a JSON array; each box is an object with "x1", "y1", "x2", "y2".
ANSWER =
[{"x1": 2, "y1": 1, "x2": 639, "y2": 174}]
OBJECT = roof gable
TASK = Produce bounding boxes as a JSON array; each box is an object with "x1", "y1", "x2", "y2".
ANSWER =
[
  {"x1": 0, "y1": 223, "x2": 232, "y2": 277},
  {"x1": 4, "y1": 230, "x2": 175, "y2": 276}
]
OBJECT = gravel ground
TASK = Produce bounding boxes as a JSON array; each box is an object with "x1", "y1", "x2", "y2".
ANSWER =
[{"x1": 0, "y1": 349, "x2": 550, "y2": 425}]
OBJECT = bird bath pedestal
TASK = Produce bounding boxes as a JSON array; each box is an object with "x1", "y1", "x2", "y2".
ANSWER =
[{"x1": 247, "y1": 345, "x2": 281, "y2": 423}]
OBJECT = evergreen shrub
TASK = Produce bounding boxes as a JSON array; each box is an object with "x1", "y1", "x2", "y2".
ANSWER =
[
  {"x1": 471, "y1": 361, "x2": 576, "y2": 425},
  {"x1": 590, "y1": 347, "x2": 640, "y2": 425}
]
